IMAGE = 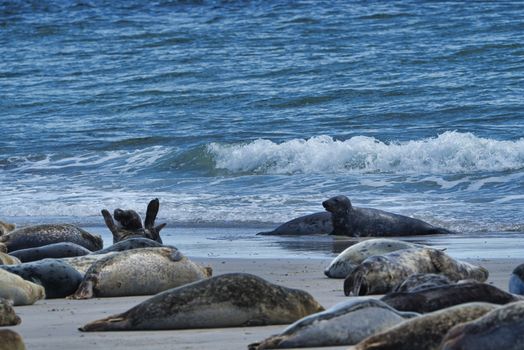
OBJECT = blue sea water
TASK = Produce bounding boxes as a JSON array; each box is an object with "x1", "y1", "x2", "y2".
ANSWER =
[{"x1": 1, "y1": 1, "x2": 523, "y2": 250}]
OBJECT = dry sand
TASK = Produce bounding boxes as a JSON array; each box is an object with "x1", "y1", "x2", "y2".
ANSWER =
[{"x1": 9, "y1": 256, "x2": 517, "y2": 350}]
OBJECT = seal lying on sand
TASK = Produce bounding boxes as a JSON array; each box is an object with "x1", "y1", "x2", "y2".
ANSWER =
[
  {"x1": 0, "y1": 329, "x2": 26, "y2": 350},
  {"x1": 0, "y1": 269, "x2": 45, "y2": 305},
  {"x1": 257, "y1": 212, "x2": 333, "y2": 236},
  {"x1": 9, "y1": 242, "x2": 91, "y2": 262},
  {"x1": 0, "y1": 220, "x2": 15, "y2": 236},
  {"x1": 381, "y1": 282, "x2": 520, "y2": 313},
  {"x1": 324, "y1": 238, "x2": 426, "y2": 279},
  {"x1": 322, "y1": 195, "x2": 453, "y2": 237},
  {"x1": 101, "y1": 198, "x2": 166, "y2": 243},
  {"x1": 1, "y1": 259, "x2": 83, "y2": 298},
  {"x1": 344, "y1": 247, "x2": 488, "y2": 296},
  {"x1": 248, "y1": 298, "x2": 418, "y2": 349},
  {"x1": 392, "y1": 273, "x2": 452, "y2": 293},
  {"x1": 0, "y1": 252, "x2": 21, "y2": 265},
  {"x1": 354, "y1": 302, "x2": 498, "y2": 350},
  {"x1": 93, "y1": 237, "x2": 167, "y2": 254},
  {"x1": 0, "y1": 243, "x2": 6, "y2": 253},
  {"x1": 0, "y1": 224, "x2": 102, "y2": 252},
  {"x1": 0, "y1": 298, "x2": 21, "y2": 326},
  {"x1": 509, "y1": 263, "x2": 524, "y2": 295},
  {"x1": 60, "y1": 253, "x2": 114, "y2": 275},
  {"x1": 440, "y1": 301, "x2": 524, "y2": 350},
  {"x1": 70, "y1": 247, "x2": 212, "y2": 299},
  {"x1": 80, "y1": 273, "x2": 324, "y2": 331}
]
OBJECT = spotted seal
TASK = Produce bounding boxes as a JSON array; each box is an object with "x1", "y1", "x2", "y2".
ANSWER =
[
  {"x1": 0, "y1": 329, "x2": 26, "y2": 350},
  {"x1": 0, "y1": 243, "x2": 6, "y2": 253},
  {"x1": 1, "y1": 259, "x2": 83, "y2": 298},
  {"x1": 257, "y1": 212, "x2": 333, "y2": 236},
  {"x1": 248, "y1": 298, "x2": 418, "y2": 349},
  {"x1": 354, "y1": 302, "x2": 498, "y2": 350},
  {"x1": 0, "y1": 224, "x2": 102, "y2": 252},
  {"x1": 440, "y1": 301, "x2": 524, "y2": 350},
  {"x1": 344, "y1": 247, "x2": 488, "y2": 296},
  {"x1": 0, "y1": 268, "x2": 45, "y2": 305},
  {"x1": 381, "y1": 282, "x2": 520, "y2": 313},
  {"x1": 509, "y1": 263, "x2": 524, "y2": 295},
  {"x1": 0, "y1": 252, "x2": 21, "y2": 265},
  {"x1": 80, "y1": 273, "x2": 324, "y2": 331},
  {"x1": 9, "y1": 242, "x2": 91, "y2": 263},
  {"x1": 93, "y1": 237, "x2": 167, "y2": 254},
  {"x1": 324, "y1": 238, "x2": 426, "y2": 278},
  {"x1": 392, "y1": 273, "x2": 452, "y2": 293},
  {"x1": 60, "y1": 253, "x2": 115, "y2": 275},
  {"x1": 70, "y1": 247, "x2": 212, "y2": 299},
  {"x1": 0, "y1": 220, "x2": 15, "y2": 236},
  {"x1": 101, "y1": 198, "x2": 166, "y2": 243},
  {"x1": 0, "y1": 298, "x2": 21, "y2": 326},
  {"x1": 322, "y1": 195, "x2": 453, "y2": 237}
]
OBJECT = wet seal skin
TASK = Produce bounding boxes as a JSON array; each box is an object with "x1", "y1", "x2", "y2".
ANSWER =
[
  {"x1": 80, "y1": 273, "x2": 324, "y2": 331},
  {"x1": 257, "y1": 212, "x2": 333, "y2": 236}
]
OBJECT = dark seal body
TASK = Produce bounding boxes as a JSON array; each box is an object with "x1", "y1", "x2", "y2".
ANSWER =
[
  {"x1": 80, "y1": 273, "x2": 324, "y2": 331},
  {"x1": 0, "y1": 224, "x2": 102, "y2": 252},
  {"x1": 440, "y1": 301, "x2": 524, "y2": 350},
  {"x1": 94, "y1": 237, "x2": 166, "y2": 254},
  {"x1": 393, "y1": 273, "x2": 452, "y2": 293},
  {"x1": 509, "y1": 263, "x2": 524, "y2": 295},
  {"x1": 322, "y1": 195, "x2": 453, "y2": 237},
  {"x1": 381, "y1": 282, "x2": 521, "y2": 313},
  {"x1": 257, "y1": 212, "x2": 333, "y2": 236},
  {"x1": 10, "y1": 242, "x2": 91, "y2": 262},
  {"x1": 1, "y1": 259, "x2": 83, "y2": 298}
]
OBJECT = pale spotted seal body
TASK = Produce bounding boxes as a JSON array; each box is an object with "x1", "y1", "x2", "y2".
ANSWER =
[
  {"x1": 9, "y1": 242, "x2": 91, "y2": 262},
  {"x1": 0, "y1": 252, "x2": 21, "y2": 265},
  {"x1": 0, "y1": 220, "x2": 15, "y2": 236},
  {"x1": 0, "y1": 298, "x2": 21, "y2": 326},
  {"x1": 257, "y1": 212, "x2": 333, "y2": 236},
  {"x1": 355, "y1": 302, "x2": 498, "y2": 350},
  {"x1": 324, "y1": 238, "x2": 426, "y2": 279},
  {"x1": 0, "y1": 269, "x2": 45, "y2": 305},
  {"x1": 0, "y1": 329, "x2": 26, "y2": 350},
  {"x1": 60, "y1": 253, "x2": 115, "y2": 275},
  {"x1": 80, "y1": 273, "x2": 324, "y2": 331},
  {"x1": 248, "y1": 298, "x2": 418, "y2": 349},
  {"x1": 393, "y1": 273, "x2": 452, "y2": 293},
  {"x1": 0, "y1": 224, "x2": 102, "y2": 252},
  {"x1": 70, "y1": 247, "x2": 212, "y2": 299},
  {"x1": 322, "y1": 195, "x2": 453, "y2": 237}
]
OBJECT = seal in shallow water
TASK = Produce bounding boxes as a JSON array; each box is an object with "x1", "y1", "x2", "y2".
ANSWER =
[
  {"x1": 248, "y1": 298, "x2": 418, "y2": 349},
  {"x1": 79, "y1": 273, "x2": 324, "y2": 331},
  {"x1": 257, "y1": 212, "x2": 333, "y2": 236},
  {"x1": 344, "y1": 247, "x2": 488, "y2": 296},
  {"x1": 509, "y1": 263, "x2": 524, "y2": 295},
  {"x1": 381, "y1": 282, "x2": 520, "y2": 313},
  {"x1": 324, "y1": 238, "x2": 426, "y2": 279},
  {"x1": 1, "y1": 259, "x2": 83, "y2": 298},
  {"x1": 9, "y1": 242, "x2": 91, "y2": 262},
  {"x1": 440, "y1": 301, "x2": 524, "y2": 350},
  {"x1": 0, "y1": 269, "x2": 45, "y2": 305},
  {"x1": 70, "y1": 247, "x2": 212, "y2": 299},
  {"x1": 0, "y1": 298, "x2": 21, "y2": 326},
  {"x1": 101, "y1": 198, "x2": 166, "y2": 243},
  {"x1": 354, "y1": 302, "x2": 498, "y2": 350},
  {"x1": 322, "y1": 195, "x2": 453, "y2": 237},
  {"x1": 0, "y1": 224, "x2": 102, "y2": 252},
  {"x1": 0, "y1": 329, "x2": 26, "y2": 350}
]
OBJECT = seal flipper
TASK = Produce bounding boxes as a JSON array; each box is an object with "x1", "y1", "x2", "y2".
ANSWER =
[
  {"x1": 101, "y1": 209, "x2": 122, "y2": 242},
  {"x1": 79, "y1": 315, "x2": 128, "y2": 332},
  {"x1": 144, "y1": 198, "x2": 159, "y2": 229}
]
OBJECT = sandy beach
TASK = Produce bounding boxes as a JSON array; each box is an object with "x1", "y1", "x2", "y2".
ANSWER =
[{"x1": 10, "y1": 255, "x2": 517, "y2": 350}]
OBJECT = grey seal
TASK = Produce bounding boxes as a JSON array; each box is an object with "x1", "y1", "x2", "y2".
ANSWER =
[
  {"x1": 0, "y1": 224, "x2": 102, "y2": 252},
  {"x1": 509, "y1": 263, "x2": 524, "y2": 295},
  {"x1": 93, "y1": 237, "x2": 167, "y2": 254},
  {"x1": 1, "y1": 259, "x2": 83, "y2": 298},
  {"x1": 60, "y1": 253, "x2": 115, "y2": 275},
  {"x1": 354, "y1": 302, "x2": 498, "y2": 350},
  {"x1": 0, "y1": 268, "x2": 45, "y2": 305},
  {"x1": 322, "y1": 195, "x2": 453, "y2": 237},
  {"x1": 393, "y1": 273, "x2": 452, "y2": 293},
  {"x1": 248, "y1": 298, "x2": 418, "y2": 349},
  {"x1": 0, "y1": 329, "x2": 26, "y2": 350},
  {"x1": 0, "y1": 220, "x2": 15, "y2": 236},
  {"x1": 381, "y1": 282, "x2": 521, "y2": 313},
  {"x1": 101, "y1": 198, "x2": 166, "y2": 243},
  {"x1": 344, "y1": 247, "x2": 488, "y2": 296},
  {"x1": 70, "y1": 247, "x2": 212, "y2": 299},
  {"x1": 257, "y1": 212, "x2": 333, "y2": 236},
  {"x1": 0, "y1": 252, "x2": 21, "y2": 265},
  {"x1": 324, "y1": 238, "x2": 426, "y2": 278},
  {"x1": 0, "y1": 298, "x2": 21, "y2": 326},
  {"x1": 440, "y1": 301, "x2": 524, "y2": 350},
  {"x1": 9, "y1": 242, "x2": 91, "y2": 262},
  {"x1": 79, "y1": 273, "x2": 324, "y2": 331}
]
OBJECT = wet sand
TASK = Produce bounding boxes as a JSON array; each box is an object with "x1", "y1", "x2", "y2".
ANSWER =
[{"x1": 10, "y1": 256, "x2": 516, "y2": 350}]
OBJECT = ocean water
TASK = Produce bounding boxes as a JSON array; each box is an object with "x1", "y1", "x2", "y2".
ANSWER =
[{"x1": 1, "y1": 1, "x2": 523, "y2": 257}]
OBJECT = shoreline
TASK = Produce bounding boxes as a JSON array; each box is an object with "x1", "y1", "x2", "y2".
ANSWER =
[{"x1": 11, "y1": 256, "x2": 517, "y2": 350}]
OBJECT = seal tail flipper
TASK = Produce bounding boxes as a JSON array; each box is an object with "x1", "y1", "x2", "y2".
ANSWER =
[
  {"x1": 79, "y1": 315, "x2": 128, "y2": 332},
  {"x1": 68, "y1": 278, "x2": 96, "y2": 300},
  {"x1": 248, "y1": 336, "x2": 285, "y2": 350}
]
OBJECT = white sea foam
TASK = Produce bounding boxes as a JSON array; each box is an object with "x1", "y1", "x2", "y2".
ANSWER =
[{"x1": 208, "y1": 132, "x2": 524, "y2": 175}]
